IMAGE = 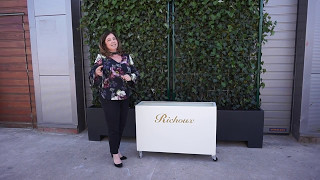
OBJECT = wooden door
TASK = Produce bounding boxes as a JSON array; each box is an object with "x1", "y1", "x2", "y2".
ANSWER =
[{"x1": 0, "y1": 13, "x2": 36, "y2": 128}]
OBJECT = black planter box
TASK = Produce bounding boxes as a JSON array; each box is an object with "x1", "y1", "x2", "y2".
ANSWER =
[
  {"x1": 216, "y1": 109, "x2": 264, "y2": 148},
  {"x1": 86, "y1": 107, "x2": 136, "y2": 141},
  {"x1": 86, "y1": 107, "x2": 264, "y2": 148}
]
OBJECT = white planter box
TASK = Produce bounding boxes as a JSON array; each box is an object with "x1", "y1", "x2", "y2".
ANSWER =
[{"x1": 135, "y1": 101, "x2": 217, "y2": 160}]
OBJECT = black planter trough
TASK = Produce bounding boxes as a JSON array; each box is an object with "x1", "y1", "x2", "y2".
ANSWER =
[
  {"x1": 86, "y1": 107, "x2": 264, "y2": 148},
  {"x1": 216, "y1": 109, "x2": 264, "y2": 148},
  {"x1": 86, "y1": 107, "x2": 136, "y2": 141}
]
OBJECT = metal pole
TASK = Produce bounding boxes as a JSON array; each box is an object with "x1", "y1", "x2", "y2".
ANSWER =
[
  {"x1": 172, "y1": 0, "x2": 176, "y2": 100},
  {"x1": 167, "y1": 1, "x2": 171, "y2": 100},
  {"x1": 257, "y1": 0, "x2": 263, "y2": 107}
]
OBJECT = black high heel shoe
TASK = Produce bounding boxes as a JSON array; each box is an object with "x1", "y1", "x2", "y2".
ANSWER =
[
  {"x1": 120, "y1": 156, "x2": 127, "y2": 160},
  {"x1": 114, "y1": 162, "x2": 123, "y2": 168},
  {"x1": 111, "y1": 154, "x2": 124, "y2": 168}
]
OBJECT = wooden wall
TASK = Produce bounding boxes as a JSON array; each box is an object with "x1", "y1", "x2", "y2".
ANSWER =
[{"x1": 0, "y1": 0, "x2": 36, "y2": 128}]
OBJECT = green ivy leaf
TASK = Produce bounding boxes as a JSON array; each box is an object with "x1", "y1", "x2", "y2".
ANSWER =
[{"x1": 81, "y1": 0, "x2": 276, "y2": 110}]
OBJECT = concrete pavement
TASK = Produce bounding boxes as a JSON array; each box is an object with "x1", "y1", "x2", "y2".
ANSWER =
[{"x1": 0, "y1": 127, "x2": 319, "y2": 180}]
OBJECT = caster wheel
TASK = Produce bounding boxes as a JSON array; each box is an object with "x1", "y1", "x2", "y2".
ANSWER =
[
  {"x1": 138, "y1": 151, "x2": 143, "y2": 159},
  {"x1": 212, "y1": 156, "x2": 218, "y2": 161}
]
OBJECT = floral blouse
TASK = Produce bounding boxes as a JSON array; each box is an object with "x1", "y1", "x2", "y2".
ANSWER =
[{"x1": 89, "y1": 54, "x2": 139, "y2": 100}]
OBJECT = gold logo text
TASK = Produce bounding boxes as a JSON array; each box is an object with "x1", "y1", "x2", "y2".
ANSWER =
[{"x1": 155, "y1": 113, "x2": 194, "y2": 123}]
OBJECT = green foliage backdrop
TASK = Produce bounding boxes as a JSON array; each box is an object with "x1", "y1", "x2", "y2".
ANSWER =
[
  {"x1": 81, "y1": 0, "x2": 169, "y2": 107},
  {"x1": 81, "y1": 0, "x2": 275, "y2": 110},
  {"x1": 173, "y1": 0, "x2": 275, "y2": 110}
]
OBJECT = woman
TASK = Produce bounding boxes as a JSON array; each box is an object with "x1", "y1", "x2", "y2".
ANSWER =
[{"x1": 89, "y1": 30, "x2": 139, "y2": 168}]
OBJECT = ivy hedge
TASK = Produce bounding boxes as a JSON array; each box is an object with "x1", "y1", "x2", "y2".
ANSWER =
[{"x1": 81, "y1": 0, "x2": 275, "y2": 110}]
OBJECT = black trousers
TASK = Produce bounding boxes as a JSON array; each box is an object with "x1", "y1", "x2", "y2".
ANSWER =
[{"x1": 100, "y1": 98, "x2": 129, "y2": 154}]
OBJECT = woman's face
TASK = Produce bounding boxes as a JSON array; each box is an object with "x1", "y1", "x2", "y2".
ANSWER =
[{"x1": 105, "y1": 33, "x2": 118, "y2": 52}]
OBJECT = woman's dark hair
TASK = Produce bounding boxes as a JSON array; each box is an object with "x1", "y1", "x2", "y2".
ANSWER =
[{"x1": 99, "y1": 30, "x2": 123, "y2": 57}]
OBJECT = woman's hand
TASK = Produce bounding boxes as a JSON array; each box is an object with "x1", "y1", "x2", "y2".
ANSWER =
[
  {"x1": 121, "y1": 74, "x2": 132, "y2": 81},
  {"x1": 95, "y1": 65, "x2": 103, "y2": 77}
]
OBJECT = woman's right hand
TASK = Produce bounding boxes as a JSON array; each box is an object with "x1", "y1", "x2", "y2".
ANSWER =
[{"x1": 95, "y1": 65, "x2": 103, "y2": 77}]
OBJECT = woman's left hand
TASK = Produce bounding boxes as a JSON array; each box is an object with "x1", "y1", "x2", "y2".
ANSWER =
[{"x1": 121, "y1": 74, "x2": 132, "y2": 81}]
